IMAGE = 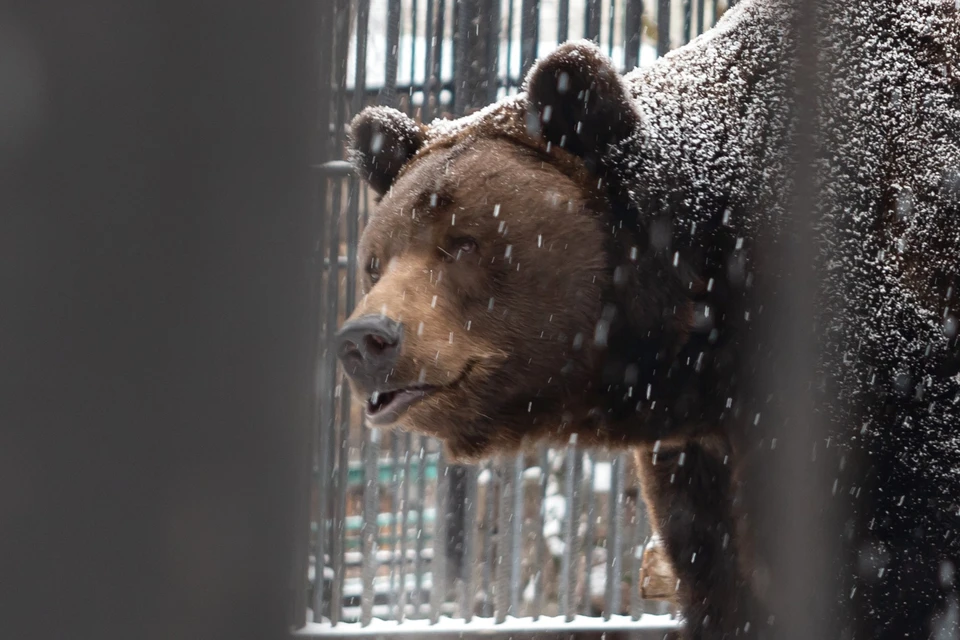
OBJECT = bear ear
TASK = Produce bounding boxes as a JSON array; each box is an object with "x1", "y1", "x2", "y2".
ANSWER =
[
  {"x1": 348, "y1": 106, "x2": 426, "y2": 195},
  {"x1": 524, "y1": 41, "x2": 639, "y2": 172}
]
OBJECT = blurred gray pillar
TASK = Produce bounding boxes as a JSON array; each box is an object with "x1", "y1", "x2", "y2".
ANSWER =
[
  {"x1": 752, "y1": 1, "x2": 843, "y2": 638},
  {"x1": 0, "y1": 1, "x2": 319, "y2": 639}
]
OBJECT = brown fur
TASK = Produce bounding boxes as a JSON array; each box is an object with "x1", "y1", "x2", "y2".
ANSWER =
[{"x1": 349, "y1": 134, "x2": 617, "y2": 458}]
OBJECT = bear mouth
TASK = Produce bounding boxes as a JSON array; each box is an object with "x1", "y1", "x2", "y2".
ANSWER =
[
  {"x1": 364, "y1": 361, "x2": 477, "y2": 427},
  {"x1": 365, "y1": 386, "x2": 436, "y2": 425}
]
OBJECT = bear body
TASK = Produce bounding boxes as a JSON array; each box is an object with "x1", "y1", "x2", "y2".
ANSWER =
[{"x1": 339, "y1": 0, "x2": 960, "y2": 637}]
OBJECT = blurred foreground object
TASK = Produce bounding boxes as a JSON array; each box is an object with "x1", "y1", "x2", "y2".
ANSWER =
[{"x1": 0, "y1": 1, "x2": 319, "y2": 639}]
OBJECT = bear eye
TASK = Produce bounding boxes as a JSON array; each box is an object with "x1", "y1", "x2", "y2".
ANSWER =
[
  {"x1": 442, "y1": 237, "x2": 478, "y2": 262},
  {"x1": 366, "y1": 257, "x2": 381, "y2": 284}
]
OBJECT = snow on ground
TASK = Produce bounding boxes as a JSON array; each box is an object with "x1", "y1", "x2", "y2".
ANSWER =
[{"x1": 297, "y1": 612, "x2": 680, "y2": 636}]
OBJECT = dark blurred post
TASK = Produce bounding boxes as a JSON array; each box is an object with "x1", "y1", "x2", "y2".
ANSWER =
[
  {"x1": 0, "y1": 2, "x2": 319, "y2": 639},
  {"x1": 754, "y1": 1, "x2": 843, "y2": 638}
]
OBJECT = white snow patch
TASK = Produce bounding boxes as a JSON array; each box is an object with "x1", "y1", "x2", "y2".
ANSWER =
[{"x1": 297, "y1": 613, "x2": 680, "y2": 636}]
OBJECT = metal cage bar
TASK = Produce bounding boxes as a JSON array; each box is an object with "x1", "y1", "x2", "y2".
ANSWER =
[
  {"x1": 494, "y1": 459, "x2": 512, "y2": 623},
  {"x1": 657, "y1": 0, "x2": 671, "y2": 56}
]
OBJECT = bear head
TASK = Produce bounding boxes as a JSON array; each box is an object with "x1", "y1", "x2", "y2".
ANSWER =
[{"x1": 337, "y1": 41, "x2": 701, "y2": 461}]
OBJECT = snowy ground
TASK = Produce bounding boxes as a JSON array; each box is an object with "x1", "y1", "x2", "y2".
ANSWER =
[{"x1": 298, "y1": 612, "x2": 680, "y2": 637}]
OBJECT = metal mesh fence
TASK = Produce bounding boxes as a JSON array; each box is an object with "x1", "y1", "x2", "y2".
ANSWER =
[{"x1": 304, "y1": 0, "x2": 736, "y2": 635}]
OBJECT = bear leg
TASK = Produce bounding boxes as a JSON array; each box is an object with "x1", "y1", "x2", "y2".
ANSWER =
[{"x1": 637, "y1": 444, "x2": 764, "y2": 639}]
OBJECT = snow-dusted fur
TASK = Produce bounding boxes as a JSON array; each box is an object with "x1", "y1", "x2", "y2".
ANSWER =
[
  {"x1": 526, "y1": 3, "x2": 960, "y2": 636},
  {"x1": 615, "y1": 9, "x2": 960, "y2": 637}
]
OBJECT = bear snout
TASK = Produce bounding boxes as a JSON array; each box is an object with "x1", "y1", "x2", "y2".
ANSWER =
[{"x1": 335, "y1": 314, "x2": 403, "y2": 391}]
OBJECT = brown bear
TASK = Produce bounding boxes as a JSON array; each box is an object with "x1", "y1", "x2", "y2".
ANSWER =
[{"x1": 337, "y1": 0, "x2": 960, "y2": 638}]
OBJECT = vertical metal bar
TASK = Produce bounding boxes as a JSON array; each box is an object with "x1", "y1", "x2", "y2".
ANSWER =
[
  {"x1": 505, "y1": 0, "x2": 515, "y2": 91},
  {"x1": 585, "y1": 0, "x2": 602, "y2": 41},
  {"x1": 572, "y1": 449, "x2": 584, "y2": 616},
  {"x1": 559, "y1": 435, "x2": 578, "y2": 620},
  {"x1": 450, "y1": 0, "x2": 459, "y2": 111},
  {"x1": 382, "y1": 0, "x2": 402, "y2": 107},
  {"x1": 412, "y1": 437, "x2": 428, "y2": 616},
  {"x1": 310, "y1": 179, "x2": 330, "y2": 623},
  {"x1": 327, "y1": 394, "x2": 342, "y2": 626},
  {"x1": 630, "y1": 481, "x2": 647, "y2": 620},
  {"x1": 485, "y1": 0, "x2": 502, "y2": 105},
  {"x1": 481, "y1": 460, "x2": 496, "y2": 617},
  {"x1": 624, "y1": 0, "x2": 644, "y2": 71},
  {"x1": 353, "y1": 0, "x2": 370, "y2": 118},
  {"x1": 389, "y1": 432, "x2": 402, "y2": 619},
  {"x1": 520, "y1": 0, "x2": 539, "y2": 79},
  {"x1": 396, "y1": 432, "x2": 412, "y2": 621},
  {"x1": 580, "y1": 452, "x2": 597, "y2": 614},
  {"x1": 349, "y1": 4, "x2": 368, "y2": 623},
  {"x1": 657, "y1": 0, "x2": 670, "y2": 56},
  {"x1": 608, "y1": 0, "x2": 617, "y2": 58},
  {"x1": 532, "y1": 445, "x2": 549, "y2": 619},
  {"x1": 508, "y1": 452, "x2": 524, "y2": 616},
  {"x1": 460, "y1": 466, "x2": 479, "y2": 620},
  {"x1": 444, "y1": 464, "x2": 467, "y2": 614},
  {"x1": 603, "y1": 455, "x2": 615, "y2": 620},
  {"x1": 430, "y1": 451, "x2": 449, "y2": 623},
  {"x1": 558, "y1": 0, "x2": 570, "y2": 43},
  {"x1": 696, "y1": 0, "x2": 705, "y2": 36},
  {"x1": 348, "y1": 0, "x2": 368, "y2": 297},
  {"x1": 331, "y1": 386, "x2": 351, "y2": 625},
  {"x1": 408, "y1": 0, "x2": 418, "y2": 116},
  {"x1": 433, "y1": 0, "x2": 446, "y2": 114},
  {"x1": 331, "y1": 0, "x2": 351, "y2": 153},
  {"x1": 454, "y1": 0, "x2": 470, "y2": 116},
  {"x1": 360, "y1": 428, "x2": 381, "y2": 626},
  {"x1": 683, "y1": 0, "x2": 692, "y2": 44},
  {"x1": 326, "y1": 0, "x2": 352, "y2": 625},
  {"x1": 361, "y1": 178, "x2": 371, "y2": 229},
  {"x1": 421, "y1": 0, "x2": 435, "y2": 122},
  {"x1": 495, "y1": 461, "x2": 511, "y2": 622},
  {"x1": 605, "y1": 452, "x2": 625, "y2": 619},
  {"x1": 309, "y1": 0, "x2": 337, "y2": 623},
  {"x1": 712, "y1": 0, "x2": 719, "y2": 27}
]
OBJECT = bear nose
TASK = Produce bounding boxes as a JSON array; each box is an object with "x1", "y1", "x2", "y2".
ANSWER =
[{"x1": 335, "y1": 315, "x2": 403, "y2": 386}]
